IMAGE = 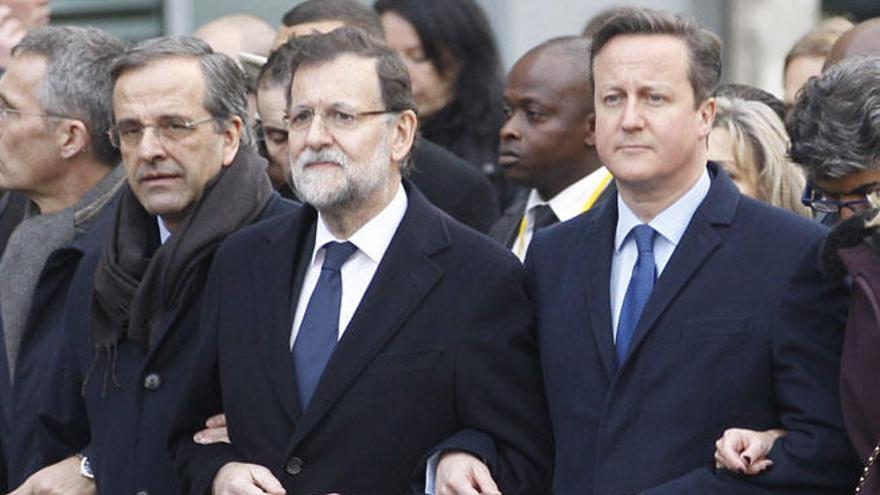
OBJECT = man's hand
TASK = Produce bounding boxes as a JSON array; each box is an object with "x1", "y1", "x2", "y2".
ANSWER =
[
  {"x1": 212, "y1": 462, "x2": 285, "y2": 495},
  {"x1": 0, "y1": 6, "x2": 25, "y2": 69},
  {"x1": 714, "y1": 428, "x2": 786, "y2": 475},
  {"x1": 194, "y1": 413, "x2": 230, "y2": 444},
  {"x1": 435, "y1": 450, "x2": 501, "y2": 495},
  {"x1": 9, "y1": 456, "x2": 95, "y2": 495}
]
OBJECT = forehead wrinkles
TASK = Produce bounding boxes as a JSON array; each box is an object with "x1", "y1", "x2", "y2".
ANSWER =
[
  {"x1": 114, "y1": 59, "x2": 206, "y2": 119},
  {"x1": 594, "y1": 35, "x2": 690, "y2": 89},
  {"x1": 290, "y1": 56, "x2": 383, "y2": 109}
]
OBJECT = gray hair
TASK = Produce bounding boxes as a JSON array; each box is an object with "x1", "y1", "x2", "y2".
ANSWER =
[
  {"x1": 787, "y1": 56, "x2": 880, "y2": 183},
  {"x1": 13, "y1": 26, "x2": 125, "y2": 166},
  {"x1": 110, "y1": 36, "x2": 252, "y2": 146}
]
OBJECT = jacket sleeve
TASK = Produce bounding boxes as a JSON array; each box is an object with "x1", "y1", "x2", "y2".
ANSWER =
[
  {"x1": 643, "y1": 237, "x2": 859, "y2": 495},
  {"x1": 37, "y1": 254, "x2": 96, "y2": 467},
  {"x1": 168, "y1": 254, "x2": 242, "y2": 495},
  {"x1": 420, "y1": 256, "x2": 554, "y2": 494}
]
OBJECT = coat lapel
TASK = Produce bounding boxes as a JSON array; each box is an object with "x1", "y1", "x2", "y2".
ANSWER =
[
  {"x1": 252, "y1": 207, "x2": 316, "y2": 424},
  {"x1": 584, "y1": 195, "x2": 619, "y2": 376},
  {"x1": 621, "y1": 164, "x2": 739, "y2": 366},
  {"x1": 290, "y1": 184, "x2": 448, "y2": 447}
]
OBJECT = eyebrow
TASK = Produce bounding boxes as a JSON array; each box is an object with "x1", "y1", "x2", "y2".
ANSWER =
[
  {"x1": 815, "y1": 181, "x2": 880, "y2": 198},
  {"x1": 845, "y1": 181, "x2": 880, "y2": 196}
]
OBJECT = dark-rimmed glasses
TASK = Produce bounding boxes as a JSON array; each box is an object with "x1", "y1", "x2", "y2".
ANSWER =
[
  {"x1": 108, "y1": 116, "x2": 217, "y2": 148},
  {"x1": 801, "y1": 182, "x2": 880, "y2": 214},
  {"x1": 283, "y1": 106, "x2": 398, "y2": 133}
]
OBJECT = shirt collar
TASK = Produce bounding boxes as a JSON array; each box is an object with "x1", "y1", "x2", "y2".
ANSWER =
[
  {"x1": 157, "y1": 216, "x2": 172, "y2": 245},
  {"x1": 615, "y1": 168, "x2": 711, "y2": 252},
  {"x1": 525, "y1": 166, "x2": 610, "y2": 223},
  {"x1": 312, "y1": 181, "x2": 408, "y2": 264}
]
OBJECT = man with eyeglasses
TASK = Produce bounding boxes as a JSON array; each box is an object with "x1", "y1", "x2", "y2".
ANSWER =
[
  {"x1": 169, "y1": 27, "x2": 552, "y2": 495},
  {"x1": 0, "y1": 26, "x2": 124, "y2": 495},
  {"x1": 259, "y1": 0, "x2": 501, "y2": 235},
  {"x1": 31, "y1": 36, "x2": 295, "y2": 495}
]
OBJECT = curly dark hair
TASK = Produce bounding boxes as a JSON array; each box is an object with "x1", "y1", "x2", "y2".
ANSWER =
[{"x1": 787, "y1": 56, "x2": 880, "y2": 183}]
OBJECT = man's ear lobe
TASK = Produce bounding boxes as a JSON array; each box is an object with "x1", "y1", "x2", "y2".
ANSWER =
[
  {"x1": 58, "y1": 120, "x2": 90, "y2": 160},
  {"x1": 584, "y1": 112, "x2": 597, "y2": 147}
]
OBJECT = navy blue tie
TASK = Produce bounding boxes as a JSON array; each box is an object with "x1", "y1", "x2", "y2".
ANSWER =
[
  {"x1": 292, "y1": 241, "x2": 357, "y2": 409},
  {"x1": 616, "y1": 225, "x2": 656, "y2": 364}
]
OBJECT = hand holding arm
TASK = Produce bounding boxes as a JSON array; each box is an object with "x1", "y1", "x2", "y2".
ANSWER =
[
  {"x1": 714, "y1": 428, "x2": 786, "y2": 475},
  {"x1": 212, "y1": 462, "x2": 285, "y2": 495},
  {"x1": 434, "y1": 450, "x2": 501, "y2": 495}
]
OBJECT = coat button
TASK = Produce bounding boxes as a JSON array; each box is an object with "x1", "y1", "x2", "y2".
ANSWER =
[
  {"x1": 286, "y1": 456, "x2": 303, "y2": 475},
  {"x1": 143, "y1": 373, "x2": 161, "y2": 390}
]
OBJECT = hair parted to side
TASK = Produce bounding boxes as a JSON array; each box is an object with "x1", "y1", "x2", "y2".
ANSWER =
[
  {"x1": 787, "y1": 56, "x2": 880, "y2": 183},
  {"x1": 13, "y1": 26, "x2": 126, "y2": 166},
  {"x1": 282, "y1": 0, "x2": 384, "y2": 40},
  {"x1": 590, "y1": 7, "x2": 722, "y2": 106},
  {"x1": 110, "y1": 36, "x2": 253, "y2": 146},
  {"x1": 713, "y1": 96, "x2": 809, "y2": 216},
  {"x1": 285, "y1": 27, "x2": 417, "y2": 173}
]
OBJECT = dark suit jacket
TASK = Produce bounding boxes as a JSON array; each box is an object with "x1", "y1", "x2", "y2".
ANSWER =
[
  {"x1": 169, "y1": 182, "x2": 553, "y2": 495},
  {"x1": 489, "y1": 180, "x2": 616, "y2": 249},
  {"x1": 409, "y1": 139, "x2": 499, "y2": 233},
  {"x1": 37, "y1": 193, "x2": 296, "y2": 495},
  {"x1": 526, "y1": 163, "x2": 858, "y2": 494}
]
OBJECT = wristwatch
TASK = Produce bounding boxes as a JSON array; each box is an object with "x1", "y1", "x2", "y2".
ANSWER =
[{"x1": 75, "y1": 452, "x2": 95, "y2": 480}]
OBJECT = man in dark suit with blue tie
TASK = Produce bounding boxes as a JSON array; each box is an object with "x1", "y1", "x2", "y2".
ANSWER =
[
  {"x1": 169, "y1": 27, "x2": 552, "y2": 495},
  {"x1": 526, "y1": 7, "x2": 858, "y2": 494}
]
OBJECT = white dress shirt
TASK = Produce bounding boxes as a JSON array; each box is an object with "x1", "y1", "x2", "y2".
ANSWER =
[
  {"x1": 514, "y1": 166, "x2": 612, "y2": 261},
  {"x1": 158, "y1": 217, "x2": 172, "y2": 244},
  {"x1": 290, "y1": 183, "x2": 407, "y2": 348},
  {"x1": 609, "y1": 170, "x2": 710, "y2": 338}
]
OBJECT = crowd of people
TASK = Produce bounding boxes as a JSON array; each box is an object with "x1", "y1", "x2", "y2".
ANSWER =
[{"x1": 0, "y1": 0, "x2": 877, "y2": 494}]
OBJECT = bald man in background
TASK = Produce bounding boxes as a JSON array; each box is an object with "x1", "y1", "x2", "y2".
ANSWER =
[{"x1": 824, "y1": 17, "x2": 880, "y2": 69}]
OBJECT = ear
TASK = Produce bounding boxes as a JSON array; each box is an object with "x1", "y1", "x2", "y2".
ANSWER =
[
  {"x1": 584, "y1": 111, "x2": 597, "y2": 147},
  {"x1": 57, "y1": 119, "x2": 90, "y2": 160},
  {"x1": 390, "y1": 109, "x2": 418, "y2": 165},
  {"x1": 220, "y1": 116, "x2": 243, "y2": 166},
  {"x1": 696, "y1": 97, "x2": 716, "y2": 140}
]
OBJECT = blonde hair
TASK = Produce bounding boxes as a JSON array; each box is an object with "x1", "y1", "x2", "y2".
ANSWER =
[
  {"x1": 784, "y1": 16, "x2": 854, "y2": 73},
  {"x1": 713, "y1": 96, "x2": 811, "y2": 217}
]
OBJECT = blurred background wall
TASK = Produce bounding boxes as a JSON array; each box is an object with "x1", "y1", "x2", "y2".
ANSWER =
[{"x1": 50, "y1": 0, "x2": 880, "y2": 100}]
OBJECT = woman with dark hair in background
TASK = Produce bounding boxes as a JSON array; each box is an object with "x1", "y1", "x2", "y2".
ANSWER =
[{"x1": 375, "y1": 0, "x2": 517, "y2": 206}]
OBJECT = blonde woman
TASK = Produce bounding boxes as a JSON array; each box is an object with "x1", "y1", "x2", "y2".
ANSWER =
[{"x1": 708, "y1": 96, "x2": 811, "y2": 217}]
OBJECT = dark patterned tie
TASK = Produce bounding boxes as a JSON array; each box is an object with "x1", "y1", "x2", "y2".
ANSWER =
[{"x1": 531, "y1": 204, "x2": 559, "y2": 231}]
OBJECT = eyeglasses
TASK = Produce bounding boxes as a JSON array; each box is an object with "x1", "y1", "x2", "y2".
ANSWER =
[
  {"x1": 283, "y1": 106, "x2": 398, "y2": 133},
  {"x1": 0, "y1": 106, "x2": 72, "y2": 121},
  {"x1": 801, "y1": 182, "x2": 880, "y2": 214},
  {"x1": 108, "y1": 116, "x2": 217, "y2": 148}
]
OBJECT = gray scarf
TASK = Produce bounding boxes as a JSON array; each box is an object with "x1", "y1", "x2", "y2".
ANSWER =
[{"x1": 1, "y1": 166, "x2": 124, "y2": 382}]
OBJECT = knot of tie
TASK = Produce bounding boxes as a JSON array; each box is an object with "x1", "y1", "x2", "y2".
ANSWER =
[
  {"x1": 631, "y1": 224, "x2": 656, "y2": 256},
  {"x1": 531, "y1": 204, "x2": 559, "y2": 231},
  {"x1": 322, "y1": 241, "x2": 357, "y2": 272}
]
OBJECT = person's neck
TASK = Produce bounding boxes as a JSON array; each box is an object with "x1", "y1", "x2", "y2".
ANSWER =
[
  {"x1": 320, "y1": 179, "x2": 399, "y2": 239},
  {"x1": 30, "y1": 157, "x2": 113, "y2": 215},
  {"x1": 618, "y1": 161, "x2": 705, "y2": 223},
  {"x1": 535, "y1": 159, "x2": 603, "y2": 201}
]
